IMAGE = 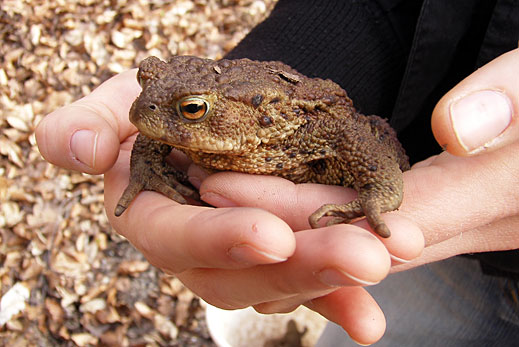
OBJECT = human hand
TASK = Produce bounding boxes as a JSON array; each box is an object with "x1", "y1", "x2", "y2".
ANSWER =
[
  {"x1": 35, "y1": 68, "x2": 424, "y2": 345},
  {"x1": 197, "y1": 48, "x2": 519, "y2": 341},
  {"x1": 394, "y1": 47, "x2": 519, "y2": 269}
]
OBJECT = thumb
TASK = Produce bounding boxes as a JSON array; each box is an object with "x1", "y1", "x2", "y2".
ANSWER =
[
  {"x1": 35, "y1": 69, "x2": 140, "y2": 174},
  {"x1": 432, "y1": 48, "x2": 519, "y2": 156}
]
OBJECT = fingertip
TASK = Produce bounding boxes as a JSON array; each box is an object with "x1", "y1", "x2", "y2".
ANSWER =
[
  {"x1": 36, "y1": 68, "x2": 141, "y2": 174},
  {"x1": 432, "y1": 90, "x2": 515, "y2": 156},
  {"x1": 309, "y1": 287, "x2": 386, "y2": 345},
  {"x1": 432, "y1": 49, "x2": 519, "y2": 157},
  {"x1": 185, "y1": 207, "x2": 297, "y2": 266},
  {"x1": 362, "y1": 214, "x2": 425, "y2": 264},
  {"x1": 304, "y1": 225, "x2": 391, "y2": 285},
  {"x1": 187, "y1": 163, "x2": 210, "y2": 189},
  {"x1": 36, "y1": 108, "x2": 121, "y2": 174}
]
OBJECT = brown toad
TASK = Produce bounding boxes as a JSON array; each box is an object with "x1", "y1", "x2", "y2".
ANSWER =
[{"x1": 115, "y1": 56, "x2": 409, "y2": 237}]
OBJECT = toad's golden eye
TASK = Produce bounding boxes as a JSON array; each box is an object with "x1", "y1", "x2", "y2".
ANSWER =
[{"x1": 176, "y1": 97, "x2": 210, "y2": 122}]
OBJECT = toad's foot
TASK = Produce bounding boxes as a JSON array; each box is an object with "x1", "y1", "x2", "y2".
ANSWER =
[
  {"x1": 308, "y1": 182, "x2": 403, "y2": 238},
  {"x1": 309, "y1": 200, "x2": 364, "y2": 230},
  {"x1": 115, "y1": 134, "x2": 199, "y2": 217},
  {"x1": 115, "y1": 166, "x2": 198, "y2": 216},
  {"x1": 308, "y1": 199, "x2": 391, "y2": 238}
]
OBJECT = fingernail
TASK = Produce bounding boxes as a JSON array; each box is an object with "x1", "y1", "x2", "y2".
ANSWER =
[
  {"x1": 201, "y1": 191, "x2": 238, "y2": 208},
  {"x1": 317, "y1": 268, "x2": 379, "y2": 287},
  {"x1": 390, "y1": 254, "x2": 411, "y2": 264},
  {"x1": 70, "y1": 130, "x2": 98, "y2": 168},
  {"x1": 187, "y1": 165, "x2": 209, "y2": 189},
  {"x1": 450, "y1": 90, "x2": 512, "y2": 152},
  {"x1": 228, "y1": 244, "x2": 287, "y2": 265},
  {"x1": 351, "y1": 337, "x2": 372, "y2": 346}
]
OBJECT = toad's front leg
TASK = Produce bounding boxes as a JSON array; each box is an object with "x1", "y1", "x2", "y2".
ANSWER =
[
  {"x1": 309, "y1": 160, "x2": 404, "y2": 238},
  {"x1": 115, "y1": 134, "x2": 198, "y2": 216}
]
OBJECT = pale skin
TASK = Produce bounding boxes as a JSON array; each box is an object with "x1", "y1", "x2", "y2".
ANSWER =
[{"x1": 36, "y1": 48, "x2": 519, "y2": 345}]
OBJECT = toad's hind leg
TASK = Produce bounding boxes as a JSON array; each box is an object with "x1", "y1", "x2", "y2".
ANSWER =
[
  {"x1": 359, "y1": 195, "x2": 392, "y2": 238},
  {"x1": 308, "y1": 176, "x2": 404, "y2": 238}
]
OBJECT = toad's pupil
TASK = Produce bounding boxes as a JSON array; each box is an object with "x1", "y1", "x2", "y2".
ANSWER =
[{"x1": 184, "y1": 103, "x2": 203, "y2": 114}]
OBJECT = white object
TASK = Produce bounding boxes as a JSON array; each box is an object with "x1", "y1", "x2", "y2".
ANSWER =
[{"x1": 205, "y1": 304, "x2": 327, "y2": 347}]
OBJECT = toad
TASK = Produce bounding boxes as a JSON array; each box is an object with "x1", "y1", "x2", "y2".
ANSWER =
[{"x1": 115, "y1": 56, "x2": 409, "y2": 238}]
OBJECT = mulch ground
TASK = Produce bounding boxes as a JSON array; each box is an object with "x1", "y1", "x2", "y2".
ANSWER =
[{"x1": 0, "y1": 1, "x2": 275, "y2": 345}]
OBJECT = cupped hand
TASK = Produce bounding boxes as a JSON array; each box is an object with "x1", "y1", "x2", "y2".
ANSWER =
[
  {"x1": 196, "y1": 48, "x2": 519, "y2": 342},
  {"x1": 35, "y1": 66, "x2": 424, "y2": 345},
  {"x1": 203, "y1": 48, "x2": 519, "y2": 264}
]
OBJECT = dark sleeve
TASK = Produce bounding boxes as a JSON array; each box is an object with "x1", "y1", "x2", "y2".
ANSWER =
[
  {"x1": 227, "y1": 0, "x2": 519, "y2": 164},
  {"x1": 226, "y1": 0, "x2": 422, "y2": 119},
  {"x1": 227, "y1": 0, "x2": 519, "y2": 276}
]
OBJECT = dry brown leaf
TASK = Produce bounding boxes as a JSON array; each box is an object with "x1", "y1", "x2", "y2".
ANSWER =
[
  {"x1": 20, "y1": 258, "x2": 43, "y2": 281},
  {"x1": 0, "y1": 137, "x2": 23, "y2": 167},
  {"x1": 70, "y1": 332, "x2": 98, "y2": 347},
  {"x1": 0, "y1": 1, "x2": 276, "y2": 345},
  {"x1": 51, "y1": 252, "x2": 90, "y2": 276},
  {"x1": 175, "y1": 289, "x2": 195, "y2": 327},
  {"x1": 45, "y1": 297, "x2": 65, "y2": 334},
  {"x1": 79, "y1": 298, "x2": 106, "y2": 314},
  {"x1": 45, "y1": 298, "x2": 65, "y2": 323},
  {"x1": 134, "y1": 301, "x2": 154, "y2": 320},
  {"x1": 155, "y1": 313, "x2": 179, "y2": 340},
  {"x1": 99, "y1": 325, "x2": 128, "y2": 346},
  {"x1": 95, "y1": 306, "x2": 121, "y2": 324},
  {"x1": 118, "y1": 260, "x2": 150, "y2": 275}
]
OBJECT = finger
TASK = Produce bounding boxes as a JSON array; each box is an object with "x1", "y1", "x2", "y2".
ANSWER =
[
  {"x1": 393, "y1": 214, "x2": 519, "y2": 272},
  {"x1": 178, "y1": 224, "x2": 391, "y2": 309},
  {"x1": 400, "y1": 144, "x2": 519, "y2": 247},
  {"x1": 253, "y1": 286, "x2": 386, "y2": 345},
  {"x1": 249, "y1": 215, "x2": 423, "y2": 313},
  {"x1": 104, "y1": 151, "x2": 295, "y2": 273},
  {"x1": 200, "y1": 172, "x2": 424, "y2": 262},
  {"x1": 432, "y1": 48, "x2": 519, "y2": 156},
  {"x1": 35, "y1": 69, "x2": 140, "y2": 174},
  {"x1": 308, "y1": 287, "x2": 386, "y2": 345},
  {"x1": 186, "y1": 162, "x2": 210, "y2": 189},
  {"x1": 349, "y1": 214, "x2": 422, "y2": 263},
  {"x1": 252, "y1": 217, "x2": 423, "y2": 314},
  {"x1": 200, "y1": 173, "x2": 351, "y2": 231}
]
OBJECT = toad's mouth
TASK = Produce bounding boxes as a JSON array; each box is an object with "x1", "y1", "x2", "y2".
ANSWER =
[
  {"x1": 165, "y1": 139, "x2": 237, "y2": 153},
  {"x1": 136, "y1": 125, "x2": 242, "y2": 154}
]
